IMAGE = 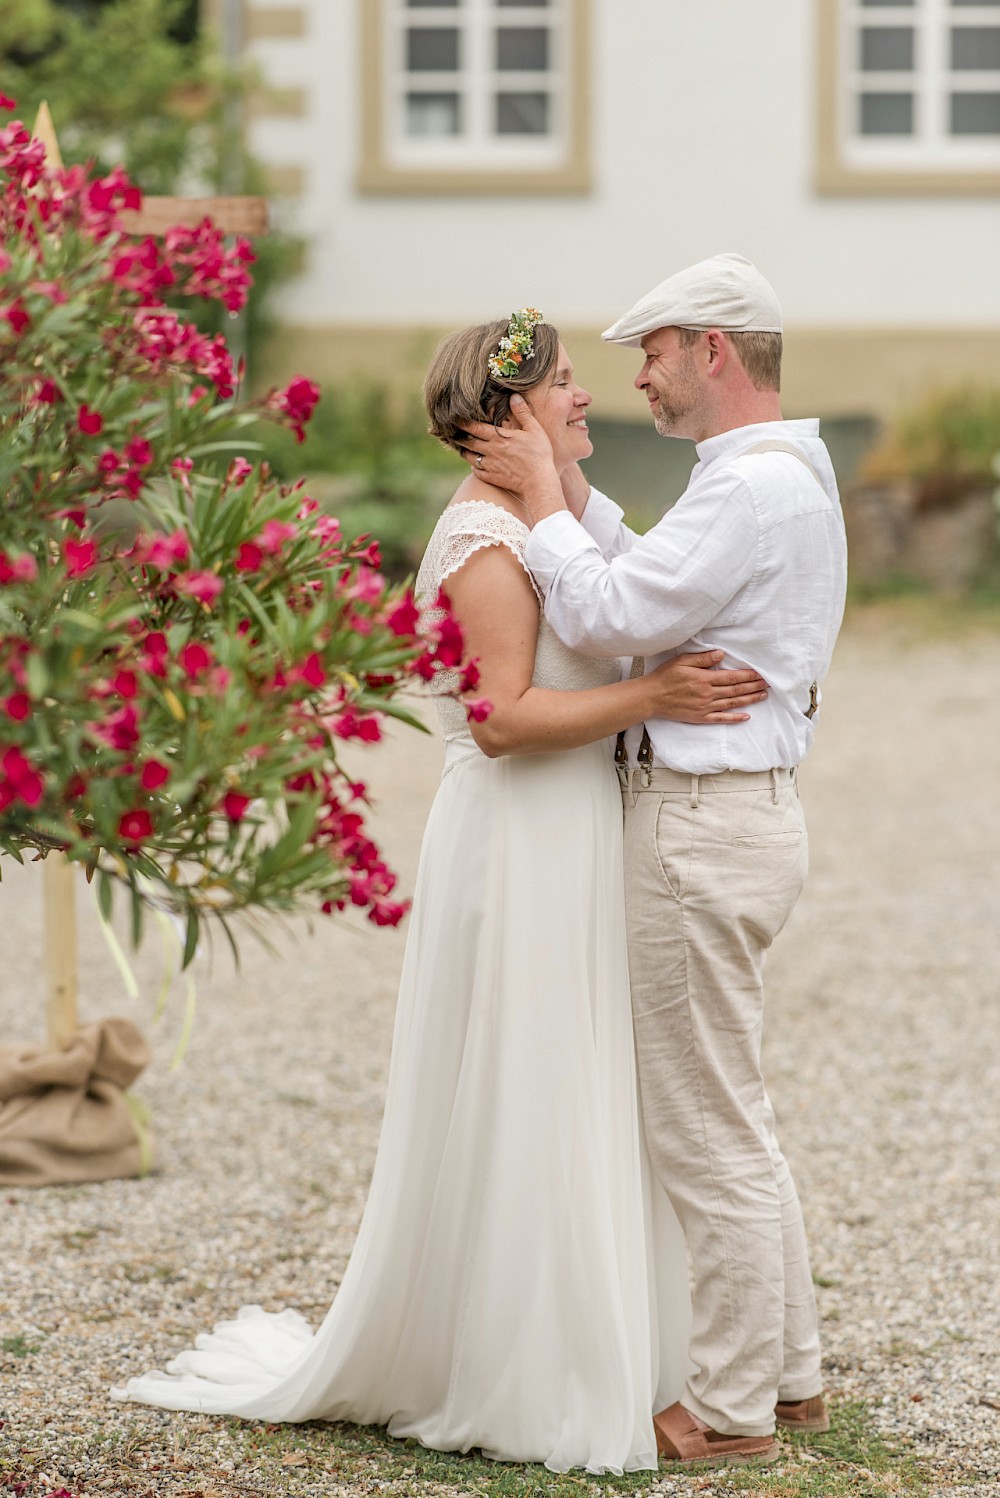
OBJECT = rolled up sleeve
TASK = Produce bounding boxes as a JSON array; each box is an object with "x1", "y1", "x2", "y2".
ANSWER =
[{"x1": 524, "y1": 477, "x2": 760, "y2": 657}]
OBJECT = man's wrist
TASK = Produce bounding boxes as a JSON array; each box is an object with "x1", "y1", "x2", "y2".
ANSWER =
[{"x1": 523, "y1": 473, "x2": 568, "y2": 523}]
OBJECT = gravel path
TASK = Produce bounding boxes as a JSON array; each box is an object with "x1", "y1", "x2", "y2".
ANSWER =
[{"x1": 1, "y1": 601, "x2": 998, "y2": 1497}]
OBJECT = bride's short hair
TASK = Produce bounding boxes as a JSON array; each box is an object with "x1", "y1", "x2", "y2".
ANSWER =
[{"x1": 424, "y1": 317, "x2": 560, "y2": 454}]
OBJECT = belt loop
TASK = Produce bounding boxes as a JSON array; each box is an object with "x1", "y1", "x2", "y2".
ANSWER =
[
  {"x1": 770, "y1": 767, "x2": 779, "y2": 804},
  {"x1": 689, "y1": 774, "x2": 700, "y2": 810},
  {"x1": 791, "y1": 764, "x2": 800, "y2": 799}
]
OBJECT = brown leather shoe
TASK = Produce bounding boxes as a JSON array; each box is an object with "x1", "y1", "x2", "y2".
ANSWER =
[
  {"x1": 653, "y1": 1401, "x2": 779, "y2": 1467},
  {"x1": 775, "y1": 1394, "x2": 830, "y2": 1433}
]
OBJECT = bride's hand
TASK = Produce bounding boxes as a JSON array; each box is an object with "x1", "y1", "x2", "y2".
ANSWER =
[{"x1": 644, "y1": 651, "x2": 767, "y2": 724}]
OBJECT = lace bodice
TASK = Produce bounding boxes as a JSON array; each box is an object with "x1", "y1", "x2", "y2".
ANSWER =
[{"x1": 416, "y1": 499, "x2": 620, "y2": 740}]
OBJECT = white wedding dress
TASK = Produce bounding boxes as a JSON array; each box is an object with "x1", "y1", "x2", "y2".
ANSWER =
[{"x1": 112, "y1": 500, "x2": 691, "y2": 1473}]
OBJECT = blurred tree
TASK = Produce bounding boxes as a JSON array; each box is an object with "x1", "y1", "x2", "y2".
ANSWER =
[{"x1": 0, "y1": 0, "x2": 296, "y2": 365}]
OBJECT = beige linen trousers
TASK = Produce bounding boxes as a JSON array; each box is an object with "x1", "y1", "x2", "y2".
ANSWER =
[{"x1": 623, "y1": 765, "x2": 822, "y2": 1437}]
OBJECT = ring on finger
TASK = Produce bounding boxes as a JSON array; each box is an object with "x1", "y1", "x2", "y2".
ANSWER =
[{"x1": 476, "y1": 453, "x2": 484, "y2": 468}]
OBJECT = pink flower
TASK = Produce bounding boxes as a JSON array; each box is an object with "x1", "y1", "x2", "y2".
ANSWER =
[
  {"x1": 171, "y1": 456, "x2": 194, "y2": 473},
  {"x1": 221, "y1": 790, "x2": 251, "y2": 822},
  {"x1": 138, "y1": 631, "x2": 169, "y2": 677},
  {"x1": 4, "y1": 298, "x2": 29, "y2": 334},
  {"x1": 64, "y1": 538, "x2": 98, "y2": 577},
  {"x1": 29, "y1": 279, "x2": 67, "y2": 304},
  {"x1": 95, "y1": 704, "x2": 140, "y2": 751},
  {"x1": 77, "y1": 404, "x2": 104, "y2": 435},
  {"x1": 235, "y1": 541, "x2": 264, "y2": 573},
  {"x1": 259, "y1": 519, "x2": 297, "y2": 556},
  {"x1": 0, "y1": 551, "x2": 37, "y2": 584},
  {"x1": 466, "y1": 698, "x2": 492, "y2": 723},
  {"x1": 385, "y1": 594, "x2": 420, "y2": 637},
  {"x1": 3, "y1": 692, "x2": 30, "y2": 721},
  {"x1": 343, "y1": 565, "x2": 384, "y2": 605},
  {"x1": 34, "y1": 378, "x2": 60, "y2": 404},
  {"x1": 227, "y1": 457, "x2": 253, "y2": 485},
  {"x1": 98, "y1": 449, "x2": 121, "y2": 475},
  {"x1": 140, "y1": 759, "x2": 171, "y2": 791},
  {"x1": 268, "y1": 375, "x2": 320, "y2": 442},
  {"x1": 142, "y1": 530, "x2": 190, "y2": 570},
  {"x1": 295, "y1": 653, "x2": 326, "y2": 689},
  {"x1": 118, "y1": 807, "x2": 154, "y2": 845},
  {"x1": 124, "y1": 438, "x2": 153, "y2": 467},
  {"x1": 174, "y1": 569, "x2": 223, "y2": 606},
  {"x1": 434, "y1": 616, "x2": 464, "y2": 669},
  {"x1": 332, "y1": 707, "x2": 382, "y2": 743},
  {"x1": 0, "y1": 94, "x2": 16, "y2": 111},
  {"x1": 111, "y1": 670, "x2": 138, "y2": 699},
  {"x1": 178, "y1": 641, "x2": 212, "y2": 679},
  {"x1": 0, "y1": 746, "x2": 44, "y2": 807}
]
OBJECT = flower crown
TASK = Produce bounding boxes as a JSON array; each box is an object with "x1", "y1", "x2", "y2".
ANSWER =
[{"x1": 488, "y1": 307, "x2": 543, "y2": 380}]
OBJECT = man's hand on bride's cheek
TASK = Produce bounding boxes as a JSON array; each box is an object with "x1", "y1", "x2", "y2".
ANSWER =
[{"x1": 461, "y1": 395, "x2": 557, "y2": 493}]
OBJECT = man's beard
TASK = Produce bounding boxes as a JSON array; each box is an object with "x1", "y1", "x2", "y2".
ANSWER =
[
  {"x1": 649, "y1": 357, "x2": 700, "y2": 436},
  {"x1": 651, "y1": 394, "x2": 694, "y2": 436}
]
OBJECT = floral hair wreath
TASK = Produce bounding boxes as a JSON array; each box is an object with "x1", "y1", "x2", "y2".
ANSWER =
[{"x1": 487, "y1": 307, "x2": 544, "y2": 380}]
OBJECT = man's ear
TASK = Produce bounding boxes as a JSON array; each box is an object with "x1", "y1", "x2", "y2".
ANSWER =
[{"x1": 704, "y1": 329, "x2": 728, "y2": 379}]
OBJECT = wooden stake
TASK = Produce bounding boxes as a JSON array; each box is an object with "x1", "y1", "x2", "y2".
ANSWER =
[
  {"x1": 44, "y1": 854, "x2": 78, "y2": 1050},
  {"x1": 31, "y1": 101, "x2": 63, "y2": 169},
  {"x1": 32, "y1": 101, "x2": 268, "y2": 238}
]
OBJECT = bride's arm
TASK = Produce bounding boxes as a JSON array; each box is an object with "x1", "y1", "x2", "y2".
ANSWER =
[{"x1": 446, "y1": 545, "x2": 765, "y2": 759}]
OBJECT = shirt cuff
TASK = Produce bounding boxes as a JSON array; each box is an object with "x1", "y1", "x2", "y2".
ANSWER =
[
  {"x1": 524, "y1": 511, "x2": 602, "y2": 594},
  {"x1": 579, "y1": 487, "x2": 626, "y2": 553}
]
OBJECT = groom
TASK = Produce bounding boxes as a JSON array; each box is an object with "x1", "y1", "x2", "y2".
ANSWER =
[{"x1": 464, "y1": 253, "x2": 847, "y2": 1466}]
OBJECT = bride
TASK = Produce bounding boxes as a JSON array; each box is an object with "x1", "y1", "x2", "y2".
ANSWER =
[{"x1": 112, "y1": 311, "x2": 767, "y2": 1473}]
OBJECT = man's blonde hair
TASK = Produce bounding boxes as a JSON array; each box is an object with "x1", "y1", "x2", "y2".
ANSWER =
[{"x1": 678, "y1": 327, "x2": 782, "y2": 393}]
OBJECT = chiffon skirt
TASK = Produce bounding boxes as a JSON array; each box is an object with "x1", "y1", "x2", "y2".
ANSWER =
[{"x1": 113, "y1": 736, "x2": 691, "y2": 1473}]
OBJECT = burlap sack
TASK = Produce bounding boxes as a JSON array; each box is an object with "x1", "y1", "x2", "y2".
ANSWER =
[{"x1": 0, "y1": 1017, "x2": 151, "y2": 1186}]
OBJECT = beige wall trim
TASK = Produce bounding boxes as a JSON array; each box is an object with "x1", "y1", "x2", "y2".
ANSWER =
[
  {"x1": 245, "y1": 5, "x2": 306, "y2": 41},
  {"x1": 815, "y1": 0, "x2": 1000, "y2": 195},
  {"x1": 248, "y1": 85, "x2": 308, "y2": 120},
  {"x1": 262, "y1": 323, "x2": 1000, "y2": 424},
  {"x1": 356, "y1": 0, "x2": 591, "y2": 195}
]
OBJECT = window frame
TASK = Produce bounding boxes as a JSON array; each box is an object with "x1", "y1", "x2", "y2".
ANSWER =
[
  {"x1": 816, "y1": 0, "x2": 1000, "y2": 192},
  {"x1": 357, "y1": 0, "x2": 591, "y2": 193}
]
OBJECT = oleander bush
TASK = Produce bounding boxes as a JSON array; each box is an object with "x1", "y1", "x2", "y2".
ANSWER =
[{"x1": 0, "y1": 98, "x2": 484, "y2": 962}]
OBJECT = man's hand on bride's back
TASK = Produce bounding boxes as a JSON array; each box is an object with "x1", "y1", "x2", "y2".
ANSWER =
[{"x1": 646, "y1": 651, "x2": 768, "y2": 724}]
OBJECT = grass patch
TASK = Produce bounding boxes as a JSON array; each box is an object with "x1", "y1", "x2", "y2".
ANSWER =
[
  {"x1": 213, "y1": 1398, "x2": 936, "y2": 1498},
  {"x1": 0, "y1": 1399, "x2": 948, "y2": 1498},
  {"x1": 0, "y1": 1334, "x2": 40, "y2": 1358}
]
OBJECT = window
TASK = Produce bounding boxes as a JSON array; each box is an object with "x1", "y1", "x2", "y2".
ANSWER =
[
  {"x1": 817, "y1": 0, "x2": 1000, "y2": 190},
  {"x1": 359, "y1": 0, "x2": 591, "y2": 192}
]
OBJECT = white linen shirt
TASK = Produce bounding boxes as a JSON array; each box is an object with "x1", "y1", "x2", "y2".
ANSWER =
[{"x1": 523, "y1": 419, "x2": 848, "y2": 774}]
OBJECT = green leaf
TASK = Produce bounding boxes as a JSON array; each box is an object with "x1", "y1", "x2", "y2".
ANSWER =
[
  {"x1": 182, "y1": 907, "x2": 200, "y2": 970},
  {"x1": 97, "y1": 869, "x2": 113, "y2": 923}
]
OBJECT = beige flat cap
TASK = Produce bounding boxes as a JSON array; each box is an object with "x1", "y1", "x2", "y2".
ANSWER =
[{"x1": 602, "y1": 252, "x2": 783, "y2": 347}]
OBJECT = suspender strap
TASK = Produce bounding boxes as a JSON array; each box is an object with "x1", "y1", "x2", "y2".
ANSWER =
[{"x1": 737, "y1": 439, "x2": 824, "y2": 486}]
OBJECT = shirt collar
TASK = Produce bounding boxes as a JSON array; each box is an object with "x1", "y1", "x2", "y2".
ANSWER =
[{"x1": 694, "y1": 418, "x2": 821, "y2": 472}]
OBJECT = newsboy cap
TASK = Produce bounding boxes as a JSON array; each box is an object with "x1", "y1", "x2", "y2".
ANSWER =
[{"x1": 602, "y1": 252, "x2": 783, "y2": 347}]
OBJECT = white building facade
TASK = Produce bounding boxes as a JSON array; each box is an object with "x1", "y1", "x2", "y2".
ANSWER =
[{"x1": 214, "y1": 0, "x2": 1000, "y2": 420}]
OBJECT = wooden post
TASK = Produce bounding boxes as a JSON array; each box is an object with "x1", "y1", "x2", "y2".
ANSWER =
[{"x1": 44, "y1": 854, "x2": 78, "y2": 1049}]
